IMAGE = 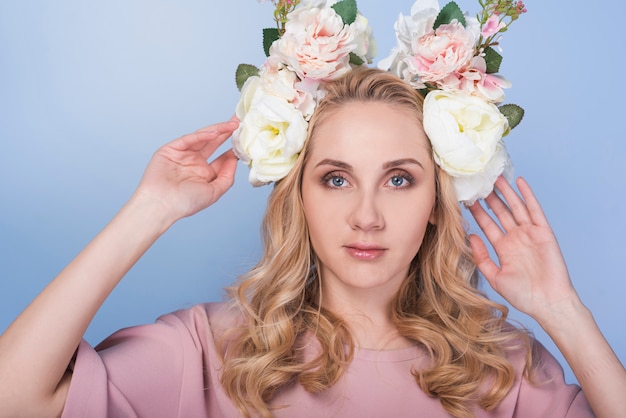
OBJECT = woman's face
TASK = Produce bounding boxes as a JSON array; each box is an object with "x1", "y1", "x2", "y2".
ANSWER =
[{"x1": 301, "y1": 101, "x2": 436, "y2": 305}]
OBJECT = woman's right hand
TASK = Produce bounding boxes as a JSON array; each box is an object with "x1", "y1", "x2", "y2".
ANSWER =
[
  {"x1": 0, "y1": 119, "x2": 241, "y2": 418},
  {"x1": 134, "y1": 118, "x2": 240, "y2": 224}
]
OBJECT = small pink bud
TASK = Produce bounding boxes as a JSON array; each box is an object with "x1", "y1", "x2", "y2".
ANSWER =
[{"x1": 481, "y1": 15, "x2": 506, "y2": 37}]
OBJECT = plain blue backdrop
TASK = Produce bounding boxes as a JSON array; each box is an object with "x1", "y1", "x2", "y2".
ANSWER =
[{"x1": 1, "y1": 0, "x2": 624, "y2": 386}]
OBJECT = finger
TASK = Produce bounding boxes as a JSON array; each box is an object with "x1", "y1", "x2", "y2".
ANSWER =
[
  {"x1": 483, "y1": 190, "x2": 518, "y2": 232},
  {"x1": 176, "y1": 121, "x2": 239, "y2": 157},
  {"x1": 206, "y1": 149, "x2": 238, "y2": 199},
  {"x1": 195, "y1": 118, "x2": 239, "y2": 134},
  {"x1": 468, "y1": 200, "x2": 504, "y2": 245},
  {"x1": 516, "y1": 177, "x2": 550, "y2": 227},
  {"x1": 468, "y1": 234, "x2": 501, "y2": 286},
  {"x1": 198, "y1": 114, "x2": 239, "y2": 128},
  {"x1": 493, "y1": 176, "x2": 532, "y2": 226},
  {"x1": 209, "y1": 148, "x2": 238, "y2": 177},
  {"x1": 183, "y1": 117, "x2": 240, "y2": 158},
  {"x1": 197, "y1": 128, "x2": 238, "y2": 161}
]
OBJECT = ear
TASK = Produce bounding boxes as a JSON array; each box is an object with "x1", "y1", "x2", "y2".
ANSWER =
[
  {"x1": 428, "y1": 203, "x2": 437, "y2": 225},
  {"x1": 428, "y1": 211, "x2": 437, "y2": 225}
]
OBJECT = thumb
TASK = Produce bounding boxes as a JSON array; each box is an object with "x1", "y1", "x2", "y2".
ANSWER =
[
  {"x1": 469, "y1": 234, "x2": 500, "y2": 287},
  {"x1": 207, "y1": 149, "x2": 238, "y2": 200}
]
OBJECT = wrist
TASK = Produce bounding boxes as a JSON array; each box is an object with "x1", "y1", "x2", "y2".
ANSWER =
[
  {"x1": 533, "y1": 296, "x2": 593, "y2": 340},
  {"x1": 123, "y1": 190, "x2": 178, "y2": 236}
]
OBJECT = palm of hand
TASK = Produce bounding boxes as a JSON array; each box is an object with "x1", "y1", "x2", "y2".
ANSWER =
[
  {"x1": 469, "y1": 177, "x2": 577, "y2": 321},
  {"x1": 136, "y1": 122, "x2": 239, "y2": 221}
]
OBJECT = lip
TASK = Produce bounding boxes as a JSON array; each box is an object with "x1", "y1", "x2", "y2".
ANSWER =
[{"x1": 343, "y1": 242, "x2": 387, "y2": 260}]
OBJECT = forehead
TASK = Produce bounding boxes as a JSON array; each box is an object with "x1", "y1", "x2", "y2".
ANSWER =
[{"x1": 308, "y1": 101, "x2": 432, "y2": 164}]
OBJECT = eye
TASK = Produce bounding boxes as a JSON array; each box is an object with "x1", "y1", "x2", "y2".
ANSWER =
[
  {"x1": 331, "y1": 176, "x2": 346, "y2": 187},
  {"x1": 390, "y1": 175, "x2": 406, "y2": 187},
  {"x1": 386, "y1": 172, "x2": 414, "y2": 189},
  {"x1": 322, "y1": 172, "x2": 350, "y2": 189}
]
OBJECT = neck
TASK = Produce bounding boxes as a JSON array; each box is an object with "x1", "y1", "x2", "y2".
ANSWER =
[{"x1": 321, "y1": 283, "x2": 413, "y2": 350}]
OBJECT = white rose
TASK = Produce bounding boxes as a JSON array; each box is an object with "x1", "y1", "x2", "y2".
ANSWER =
[
  {"x1": 452, "y1": 142, "x2": 513, "y2": 204},
  {"x1": 350, "y1": 14, "x2": 377, "y2": 64},
  {"x1": 423, "y1": 90, "x2": 511, "y2": 203},
  {"x1": 234, "y1": 76, "x2": 263, "y2": 142},
  {"x1": 233, "y1": 76, "x2": 308, "y2": 186}
]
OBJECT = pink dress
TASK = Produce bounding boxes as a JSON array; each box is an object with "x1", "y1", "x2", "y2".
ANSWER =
[{"x1": 62, "y1": 303, "x2": 592, "y2": 417}]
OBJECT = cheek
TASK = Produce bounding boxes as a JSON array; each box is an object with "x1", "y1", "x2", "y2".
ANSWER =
[
  {"x1": 302, "y1": 193, "x2": 346, "y2": 263},
  {"x1": 302, "y1": 189, "x2": 327, "y2": 241},
  {"x1": 388, "y1": 199, "x2": 434, "y2": 246}
]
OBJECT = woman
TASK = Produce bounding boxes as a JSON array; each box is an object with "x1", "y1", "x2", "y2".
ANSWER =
[{"x1": 0, "y1": 68, "x2": 623, "y2": 417}]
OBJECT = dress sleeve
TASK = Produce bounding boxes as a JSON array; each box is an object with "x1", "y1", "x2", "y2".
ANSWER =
[
  {"x1": 511, "y1": 340, "x2": 594, "y2": 418},
  {"x1": 61, "y1": 307, "x2": 212, "y2": 418}
]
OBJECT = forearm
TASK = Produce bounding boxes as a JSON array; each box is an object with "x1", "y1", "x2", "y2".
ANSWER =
[
  {"x1": 537, "y1": 299, "x2": 626, "y2": 418},
  {"x1": 0, "y1": 192, "x2": 174, "y2": 415}
]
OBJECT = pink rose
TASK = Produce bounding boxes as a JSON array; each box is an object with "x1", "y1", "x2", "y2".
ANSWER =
[
  {"x1": 406, "y1": 20, "x2": 479, "y2": 86},
  {"x1": 456, "y1": 57, "x2": 511, "y2": 103}
]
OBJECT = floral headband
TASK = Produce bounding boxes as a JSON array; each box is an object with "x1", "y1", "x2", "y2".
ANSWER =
[{"x1": 232, "y1": 0, "x2": 526, "y2": 204}]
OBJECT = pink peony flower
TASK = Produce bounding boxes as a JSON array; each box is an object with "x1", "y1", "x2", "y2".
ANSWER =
[
  {"x1": 377, "y1": 0, "x2": 440, "y2": 88},
  {"x1": 270, "y1": 6, "x2": 359, "y2": 81},
  {"x1": 406, "y1": 20, "x2": 480, "y2": 87},
  {"x1": 259, "y1": 54, "x2": 322, "y2": 121},
  {"x1": 293, "y1": 77, "x2": 322, "y2": 120},
  {"x1": 259, "y1": 56, "x2": 299, "y2": 103}
]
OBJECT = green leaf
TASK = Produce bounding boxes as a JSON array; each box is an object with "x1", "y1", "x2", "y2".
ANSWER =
[
  {"x1": 418, "y1": 88, "x2": 431, "y2": 98},
  {"x1": 349, "y1": 52, "x2": 364, "y2": 66},
  {"x1": 235, "y1": 64, "x2": 260, "y2": 91},
  {"x1": 499, "y1": 104, "x2": 524, "y2": 130},
  {"x1": 332, "y1": 0, "x2": 358, "y2": 25},
  {"x1": 434, "y1": 1, "x2": 466, "y2": 30},
  {"x1": 484, "y1": 46, "x2": 502, "y2": 74},
  {"x1": 263, "y1": 28, "x2": 280, "y2": 57}
]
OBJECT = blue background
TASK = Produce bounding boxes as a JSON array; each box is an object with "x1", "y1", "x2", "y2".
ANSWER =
[{"x1": 1, "y1": 0, "x2": 624, "y2": 385}]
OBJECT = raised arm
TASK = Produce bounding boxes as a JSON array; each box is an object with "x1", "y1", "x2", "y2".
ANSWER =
[
  {"x1": 468, "y1": 176, "x2": 626, "y2": 418},
  {"x1": 0, "y1": 119, "x2": 239, "y2": 418}
]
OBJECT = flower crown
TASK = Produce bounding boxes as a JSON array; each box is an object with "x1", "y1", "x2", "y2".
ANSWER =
[{"x1": 233, "y1": 0, "x2": 526, "y2": 204}]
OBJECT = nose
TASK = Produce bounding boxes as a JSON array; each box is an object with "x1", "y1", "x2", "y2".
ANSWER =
[{"x1": 348, "y1": 190, "x2": 384, "y2": 231}]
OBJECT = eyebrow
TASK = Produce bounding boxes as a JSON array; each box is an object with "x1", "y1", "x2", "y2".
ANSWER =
[
  {"x1": 315, "y1": 159, "x2": 354, "y2": 170},
  {"x1": 382, "y1": 158, "x2": 424, "y2": 170},
  {"x1": 315, "y1": 158, "x2": 424, "y2": 170}
]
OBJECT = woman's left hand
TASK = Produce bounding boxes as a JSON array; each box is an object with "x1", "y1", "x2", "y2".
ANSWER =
[
  {"x1": 469, "y1": 176, "x2": 626, "y2": 417},
  {"x1": 467, "y1": 176, "x2": 579, "y2": 321}
]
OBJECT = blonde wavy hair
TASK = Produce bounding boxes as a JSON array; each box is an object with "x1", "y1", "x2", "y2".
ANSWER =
[{"x1": 221, "y1": 68, "x2": 534, "y2": 417}]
